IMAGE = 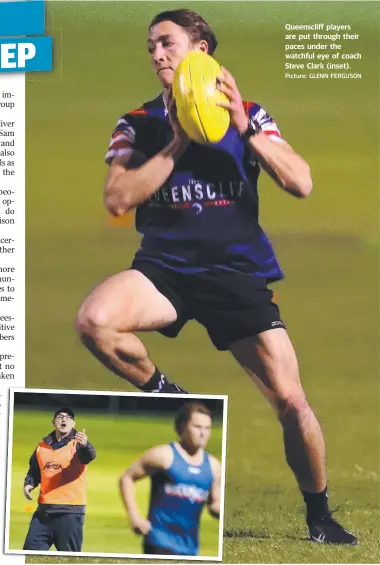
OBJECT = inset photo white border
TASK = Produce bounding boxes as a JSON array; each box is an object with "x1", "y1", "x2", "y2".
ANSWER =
[{"x1": 5, "y1": 388, "x2": 228, "y2": 561}]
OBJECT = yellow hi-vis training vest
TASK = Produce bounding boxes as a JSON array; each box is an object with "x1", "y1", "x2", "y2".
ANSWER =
[{"x1": 36, "y1": 439, "x2": 87, "y2": 505}]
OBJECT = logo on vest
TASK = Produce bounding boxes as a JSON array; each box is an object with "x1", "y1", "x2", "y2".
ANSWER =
[
  {"x1": 188, "y1": 466, "x2": 201, "y2": 475},
  {"x1": 164, "y1": 483, "x2": 209, "y2": 504},
  {"x1": 43, "y1": 461, "x2": 63, "y2": 472}
]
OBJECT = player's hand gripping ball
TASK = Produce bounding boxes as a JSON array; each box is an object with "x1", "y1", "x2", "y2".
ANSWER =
[{"x1": 173, "y1": 52, "x2": 230, "y2": 144}]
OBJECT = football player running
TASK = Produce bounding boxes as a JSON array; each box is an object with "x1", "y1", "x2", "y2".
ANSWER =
[
  {"x1": 77, "y1": 9, "x2": 357, "y2": 545},
  {"x1": 119, "y1": 402, "x2": 220, "y2": 556}
]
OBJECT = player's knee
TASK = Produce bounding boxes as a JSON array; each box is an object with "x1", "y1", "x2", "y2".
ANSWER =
[
  {"x1": 275, "y1": 388, "x2": 309, "y2": 422},
  {"x1": 76, "y1": 302, "x2": 112, "y2": 344}
]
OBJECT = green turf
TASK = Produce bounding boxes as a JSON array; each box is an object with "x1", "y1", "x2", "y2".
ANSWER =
[
  {"x1": 23, "y1": 1, "x2": 379, "y2": 563},
  {"x1": 9, "y1": 409, "x2": 222, "y2": 557}
]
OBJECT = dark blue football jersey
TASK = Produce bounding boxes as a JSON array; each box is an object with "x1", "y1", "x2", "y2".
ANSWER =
[{"x1": 106, "y1": 94, "x2": 284, "y2": 281}]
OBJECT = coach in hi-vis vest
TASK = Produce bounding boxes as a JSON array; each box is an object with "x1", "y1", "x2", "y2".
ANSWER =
[{"x1": 22, "y1": 407, "x2": 96, "y2": 552}]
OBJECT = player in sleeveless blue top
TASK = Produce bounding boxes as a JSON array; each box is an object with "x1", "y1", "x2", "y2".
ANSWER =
[
  {"x1": 78, "y1": 9, "x2": 357, "y2": 546},
  {"x1": 146, "y1": 443, "x2": 214, "y2": 555},
  {"x1": 119, "y1": 403, "x2": 221, "y2": 556}
]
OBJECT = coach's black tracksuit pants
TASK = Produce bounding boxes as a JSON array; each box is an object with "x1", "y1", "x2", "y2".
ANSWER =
[{"x1": 23, "y1": 510, "x2": 84, "y2": 552}]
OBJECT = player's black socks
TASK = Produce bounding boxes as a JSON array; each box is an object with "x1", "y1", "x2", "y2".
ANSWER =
[
  {"x1": 303, "y1": 488, "x2": 358, "y2": 544},
  {"x1": 302, "y1": 487, "x2": 330, "y2": 525},
  {"x1": 140, "y1": 367, "x2": 188, "y2": 394}
]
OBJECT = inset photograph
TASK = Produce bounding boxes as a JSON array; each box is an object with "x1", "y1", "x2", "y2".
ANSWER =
[{"x1": 6, "y1": 389, "x2": 227, "y2": 560}]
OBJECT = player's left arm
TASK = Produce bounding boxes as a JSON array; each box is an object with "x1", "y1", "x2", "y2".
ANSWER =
[
  {"x1": 208, "y1": 456, "x2": 221, "y2": 519},
  {"x1": 75, "y1": 429, "x2": 97, "y2": 464},
  {"x1": 217, "y1": 68, "x2": 312, "y2": 198}
]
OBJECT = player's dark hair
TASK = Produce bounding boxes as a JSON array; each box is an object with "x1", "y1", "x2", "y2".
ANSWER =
[
  {"x1": 174, "y1": 402, "x2": 212, "y2": 435},
  {"x1": 149, "y1": 9, "x2": 218, "y2": 55}
]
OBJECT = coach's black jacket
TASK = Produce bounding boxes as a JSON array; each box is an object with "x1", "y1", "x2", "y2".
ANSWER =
[{"x1": 24, "y1": 430, "x2": 96, "y2": 514}]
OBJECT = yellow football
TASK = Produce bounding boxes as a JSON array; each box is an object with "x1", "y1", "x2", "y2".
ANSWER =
[{"x1": 172, "y1": 51, "x2": 230, "y2": 144}]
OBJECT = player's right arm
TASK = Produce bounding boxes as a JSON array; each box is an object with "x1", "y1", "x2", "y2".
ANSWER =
[
  {"x1": 23, "y1": 449, "x2": 40, "y2": 499},
  {"x1": 104, "y1": 101, "x2": 188, "y2": 216},
  {"x1": 119, "y1": 445, "x2": 172, "y2": 536}
]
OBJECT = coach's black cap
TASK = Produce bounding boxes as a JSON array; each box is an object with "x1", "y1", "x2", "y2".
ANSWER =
[{"x1": 53, "y1": 407, "x2": 75, "y2": 419}]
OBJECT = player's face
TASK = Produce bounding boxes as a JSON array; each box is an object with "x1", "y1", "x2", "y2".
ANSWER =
[
  {"x1": 148, "y1": 21, "x2": 206, "y2": 87},
  {"x1": 182, "y1": 412, "x2": 212, "y2": 449},
  {"x1": 53, "y1": 413, "x2": 75, "y2": 435}
]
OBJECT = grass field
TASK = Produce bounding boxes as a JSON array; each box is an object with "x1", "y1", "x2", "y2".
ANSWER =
[
  {"x1": 23, "y1": 1, "x2": 379, "y2": 563},
  {"x1": 9, "y1": 409, "x2": 223, "y2": 557}
]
